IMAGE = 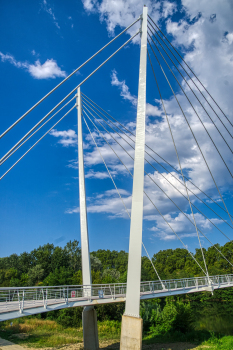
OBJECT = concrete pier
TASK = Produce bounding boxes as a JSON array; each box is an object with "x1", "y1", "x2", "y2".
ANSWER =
[
  {"x1": 82, "y1": 306, "x2": 99, "y2": 350},
  {"x1": 120, "y1": 315, "x2": 143, "y2": 350}
]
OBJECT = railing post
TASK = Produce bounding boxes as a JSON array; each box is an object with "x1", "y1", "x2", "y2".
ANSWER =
[
  {"x1": 22, "y1": 290, "x2": 24, "y2": 313},
  {"x1": 17, "y1": 290, "x2": 21, "y2": 313}
]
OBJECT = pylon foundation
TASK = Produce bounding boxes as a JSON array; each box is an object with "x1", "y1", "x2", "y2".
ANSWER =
[
  {"x1": 82, "y1": 306, "x2": 99, "y2": 350},
  {"x1": 120, "y1": 315, "x2": 143, "y2": 350}
]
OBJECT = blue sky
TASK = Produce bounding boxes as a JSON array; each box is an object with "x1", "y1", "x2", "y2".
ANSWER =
[{"x1": 0, "y1": 0, "x2": 233, "y2": 263}]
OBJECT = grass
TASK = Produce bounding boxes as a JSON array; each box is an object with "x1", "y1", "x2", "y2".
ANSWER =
[
  {"x1": 0, "y1": 318, "x2": 121, "y2": 348},
  {"x1": 0, "y1": 318, "x2": 83, "y2": 348},
  {"x1": 1, "y1": 318, "x2": 233, "y2": 349}
]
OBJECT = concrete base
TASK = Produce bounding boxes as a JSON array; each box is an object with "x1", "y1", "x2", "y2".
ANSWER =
[
  {"x1": 82, "y1": 306, "x2": 99, "y2": 350},
  {"x1": 120, "y1": 315, "x2": 143, "y2": 350}
]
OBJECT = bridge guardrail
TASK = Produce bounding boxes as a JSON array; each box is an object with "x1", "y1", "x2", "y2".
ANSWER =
[{"x1": 0, "y1": 274, "x2": 233, "y2": 315}]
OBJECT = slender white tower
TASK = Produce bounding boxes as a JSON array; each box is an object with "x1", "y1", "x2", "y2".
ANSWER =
[
  {"x1": 76, "y1": 87, "x2": 99, "y2": 350},
  {"x1": 120, "y1": 6, "x2": 147, "y2": 350}
]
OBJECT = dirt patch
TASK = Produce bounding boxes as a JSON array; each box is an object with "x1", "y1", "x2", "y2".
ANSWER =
[
  {"x1": 10, "y1": 334, "x2": 30, "y2": 340},
  {"x1": 23, "y1": 340, "x2": 201, "y2": 350}
]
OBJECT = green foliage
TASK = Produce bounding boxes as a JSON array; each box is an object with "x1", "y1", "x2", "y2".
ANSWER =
[
  {"x1": 1, "y1": 239, "x2": 233, "y2": 346},
  {"x1": 141, "y1": 298, "x2": 194, "y2": 336},
  {"x1": 28, "y1": 265, "x2": 44, "y2": 285}
]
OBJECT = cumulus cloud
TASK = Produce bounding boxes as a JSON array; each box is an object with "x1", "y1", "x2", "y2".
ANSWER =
[
  {"x1": 66, "y1": 188, "x2": 131, "y2": 217},
  {"x1": 149, "y1": 212, "x2": 222, "y2": 241},
  {"x1": 28, "y1": 59, "x2": 66, "y2": 79},
  {"x1": 82, "y1": 0, "x2": 163, "y2": 39},
  {"x1": 162, "y1": 1, "x2": 177, "y2": 18},
  {"x1": 67, "y1": 0, "x2": 232, "y2": 244},
  {"x1": 49, "y1": 129, "x2": 77, "y2": 146},
  {"x1": 0, "y1": 52, "x2": 66, "y2": 79},
  {"x1": 226, "y1": 32, "x2": 233, "y2": 45}
]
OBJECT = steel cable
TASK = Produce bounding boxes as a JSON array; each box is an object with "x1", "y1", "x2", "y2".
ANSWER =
[
  {"x1": 147, "y1": 23, "x2": 233, "y2": 142},
  {"x1": 0, "y1": 31, "x2": 139, "y2": 165},
  {"x1": 148, "y1": 33, "x2": 233, "y2": 172},
  {"x1": 0, "y1": 105, "x2": 76, "y2": 181},
  {"x1": 83, "y1": 107, "x2": 233, "y2": 271},
  {"x1": 147, "y1": 19, "x2": 233, "y2": 138},
  {"x1": 82, "y1": 92, "x2": 233, "y2": 218},
  {"x1": 83, "y1": 103, "x2": 231, "y2": 244},
  {"x1": 0, "y1": 17, "x2": 140, "y2": 139},
  {"x1": 82, "y1": 110, "x2": 207, "y2": 277},
  {"x1": 82, "y1": 98, "x2": 233, "y2": 234},
  {"x1": 148, "y1": 41, "x2": 233, "y2": 227},
  {"x1": 0, "y1": 96, "x2": 76, "y2": 166},
  {"x1": 148, "y1": 14, "x2": 233, "y2": 129}
]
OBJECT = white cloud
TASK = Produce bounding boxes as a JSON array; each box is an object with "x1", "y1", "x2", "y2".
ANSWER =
[
  {"x1": 0, "y1": 52, "x2": 28, "y2": 69},
  {"x1": 226, "y1": 32, "x2": 233, "y2": 45},
  {"x1": 162, "y1": 1, "x2": 177, "y2": 18},
  {"x1": 28, "y1": 59, "x2": 66, "y2": 79},
  {"x1": 49, "y1": 129, "x2": 77, "y2": 146},
  {"x1": 86, "y1": 170, "x2": 113, "y2": 179},
  {"x1": 71, "y1": 0, "x2": 232, "y2": 243},
  {"x1": 42, "y1": 0, "x2": 60, "y2": 29},
  {"x1": 149, "y1": 212, "x2": 222, "y2": 241},
  {"x1": 146, "y1": 102, "x2": 162, "y2": 117},
  {"x1": 82, "y1": 0, "x2": 162, "y2": 39},
  {"x1": 111, "y1": 69, "x2": 137, "y2": 105},
  {"x1": 0, "y1": 52, "x2": 66, "y2": 79},
  {"x1": 111, "y1": 70, "x2": 163, "y2": 117},
  {"x1": 66, "y1": 188, "x2": 131, "y2": 217}
]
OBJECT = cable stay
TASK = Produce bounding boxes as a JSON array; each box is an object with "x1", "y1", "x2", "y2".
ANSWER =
[
  {"x1": 148, "y1": 15, "x2": 233, "y2": 129},
  {"x1": 0, "y1": 105, "x2": 76, "y2": 181},
  {"x1": 82, "y1": 112, "x2": 164, "y2": 285},
  {"x1": 148, "y1": 51, "x2": 210, "y2": 280},
  {"x1": 0, "y1": 30, "x2": 139, "y2": 165},
  {"x1": 83, "y1": 110, "x2": 233, "y2": 276},
  {"x1": 82, "y1": 98, "x2": 233, "y2": 237},
  {"x1": 147, "y1": 47, "x2": 233, "y2": 227},
  {"x1": 0, "y1": 96, "x2": 76, "y2": 166},
  {"x1": 0, "y1": 17, "x2": 140, "y2": 139},
  {"x1": 147, "y1": 25, "x2": 233, "y2": 143},
  {"x1": 148, "y1": 38, "x2": 233, "y2": 176},
  {"x1": 82, "y1": 112, "x2": 207, "y2": 280},
  {"x1": 82, "y1": 106, "x2": 233, "y2": 270},
  {"x1": 82, "y1": 92, "x2": 233, "y2": 220},
  {"x1": 147, "y1": 20, "x2": 233, "y2": 138}
]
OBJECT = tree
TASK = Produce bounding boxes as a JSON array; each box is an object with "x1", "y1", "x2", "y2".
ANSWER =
[
  {"x1": 64, "y1": 240, "x2": 81, "y2": 272},
  {"x1": 28, "y1": 265, "x2": 44, "y2": 285},
  {"x1": 90, "y1": 255, "x2": 102, "y2": 272}
]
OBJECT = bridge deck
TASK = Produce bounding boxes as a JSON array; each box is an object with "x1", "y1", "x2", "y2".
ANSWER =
[{"x1": 1, "y1": 274, "x2": 233, "y2": 321}]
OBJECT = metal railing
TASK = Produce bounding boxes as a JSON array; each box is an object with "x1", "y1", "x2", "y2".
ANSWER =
[{"x1": 0, "y1": 274, "x2": 233, "y2": 315}]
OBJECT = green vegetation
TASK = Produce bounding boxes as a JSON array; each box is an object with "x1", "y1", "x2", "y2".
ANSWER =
[{"x1": 1, "y1": 240, "x2": 233, "y2": 348}]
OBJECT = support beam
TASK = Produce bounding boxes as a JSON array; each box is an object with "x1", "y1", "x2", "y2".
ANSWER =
[
  {"x1": 125, "y1": 5, "x2": 147, "y2": 319},
  {"x1": 120, "y1": 6, "x2": 147, "y2": 350},
  {"x1": 76, "y1": 88, "x2": 99, "y2": 350},
  {"x1": 82, "y1": 306, "x2": 99, "y2": 350},
  {"x1": 76, "y1": 87, "x2": 92, "y2": 287}
]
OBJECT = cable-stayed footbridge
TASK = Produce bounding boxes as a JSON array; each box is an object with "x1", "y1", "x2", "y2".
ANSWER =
[{"x1": 1, "y1": 6, "x2": 233, "y2": 350}]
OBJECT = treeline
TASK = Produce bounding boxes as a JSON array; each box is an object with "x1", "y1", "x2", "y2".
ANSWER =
[{"x1": 0, "y1": 240, "x2": 233, "y2": 288}]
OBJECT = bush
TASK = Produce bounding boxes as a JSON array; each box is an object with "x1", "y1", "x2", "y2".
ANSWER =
[{"x1": 141, "y1": 298, "x2": 194, "y2": 336}]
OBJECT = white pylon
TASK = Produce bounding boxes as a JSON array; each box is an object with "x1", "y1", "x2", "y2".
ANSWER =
[
  {"x1": 76, "y1": 87, "x2": 92, "y2": 287},
  {"x1": 124, "y1": 5, "x2": 148, "y2": 318}
]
